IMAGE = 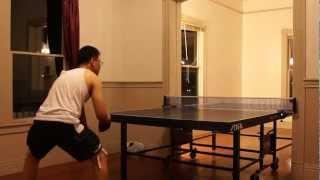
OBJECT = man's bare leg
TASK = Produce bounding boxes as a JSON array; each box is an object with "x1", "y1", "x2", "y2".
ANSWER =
[{"x1": 23, "y1": 151, "x2": 40, "y2": 180}]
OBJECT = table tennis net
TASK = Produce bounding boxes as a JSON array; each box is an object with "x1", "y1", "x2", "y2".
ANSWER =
[{"x1": 163, "y1": 96, "x2": 296, "y2": 113}]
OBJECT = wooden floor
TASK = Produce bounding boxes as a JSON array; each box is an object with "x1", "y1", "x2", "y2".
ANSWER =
[{"x1": 1, "y1": 127, "x2": 292, "y2": 180}]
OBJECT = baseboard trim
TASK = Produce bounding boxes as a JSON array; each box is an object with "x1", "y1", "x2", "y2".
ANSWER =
[{"x1": 0, "y1": 123, "x2": 30, "y2": 136}]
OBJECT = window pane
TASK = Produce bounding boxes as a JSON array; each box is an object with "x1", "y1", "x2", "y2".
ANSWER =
[
  {"x1": 181, "y1": 67, "x2": 198, "y2": 96},
  {"x1": 11, "y1": 0, "x2": 48, "y2": 52},
  {"x1": 181, "y1": 30, "x2": 197, "y2": 65},
  {"x1": 13, "y1": 54, "x2": 60, "y2": 118}
]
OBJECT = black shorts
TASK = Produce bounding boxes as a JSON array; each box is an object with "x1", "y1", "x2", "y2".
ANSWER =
[{"x1": 27, "y1": 120, "x2": 102, "y2": 161}]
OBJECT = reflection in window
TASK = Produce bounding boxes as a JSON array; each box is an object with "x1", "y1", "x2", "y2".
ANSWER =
[
  {"x1": 11, "y1": 0, "x2": 63, "y2": 119},
  {"x1": 11, "y1": 0, "x2": 48, "y2": 52},
  {"x1": 181, "y1": 30, "x2": 197, "y2": 66},
  {"x1": 288, "y1": 37, "x2": 294, "y2": 97},
  {"x1": 181, "y1": 67, "x2": 198, "y2": 96},
  {"x1": 13, "y1": 54, "x2": 59, "y2": 118}
]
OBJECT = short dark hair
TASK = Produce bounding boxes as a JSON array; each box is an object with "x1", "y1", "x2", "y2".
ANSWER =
[{"x1": 78, "y1": 46, "x2": 100, "y2": 65}]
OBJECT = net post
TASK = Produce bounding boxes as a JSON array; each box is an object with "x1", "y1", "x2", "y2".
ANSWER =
[{"x1": 289, "y1": 97, "x2": 297, "y2": 113}]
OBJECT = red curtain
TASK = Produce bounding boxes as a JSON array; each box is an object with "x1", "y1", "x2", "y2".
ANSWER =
[
  {"x1": 63, "y1": 0, "x2": 80, "y2": 69},
  {"x1": 63, "y1": 0, "x2": 87, "y2": 124},
  {"x1": 47, "y1": 0, "x2": 63, "y2": 76}
]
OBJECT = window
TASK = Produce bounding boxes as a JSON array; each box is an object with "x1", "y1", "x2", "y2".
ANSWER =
[
  {"x1": 287, "y1": 37, "x2": 294, "y2": 97},
  {"x1": 11, "y1": 0, "x2": 63, "y2": 119},
  {"x1": 181, "y1": 24, "x2": 203, "y2": 96},
  {"x1": 181, "y1": 30, "x2": 197, "y2": 66},
  {"x1": 181, "y1": 67, "x2": 198, "y2": 96}
]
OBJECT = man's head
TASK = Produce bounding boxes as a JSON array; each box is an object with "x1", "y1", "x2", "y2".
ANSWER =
[{"x1": 78, "y1": 46, "x2": 102, "y2": 75}]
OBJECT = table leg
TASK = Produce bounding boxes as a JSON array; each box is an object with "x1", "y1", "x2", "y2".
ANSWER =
[
  {"x1": 233, "y1": 130, "x2": 240, "y2": 180},
  {"x1": 121, "y1": 122, "x2": 128, "y2": 180}
]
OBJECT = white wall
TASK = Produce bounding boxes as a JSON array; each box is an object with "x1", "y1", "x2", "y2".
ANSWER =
[
  {"x1": 182, "y1": 0, "x2": 242, "y2": 97},
  {"x1": 242, "y1": 1, "x2": 293, "y2": 97},
  {"x1": 182, "y1": 0, "x2": 293, "y2": 98},
  {"x1": 79, "y1": 0, "x2": 163, "y2": 82}
]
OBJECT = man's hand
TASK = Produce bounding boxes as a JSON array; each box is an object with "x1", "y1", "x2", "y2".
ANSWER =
[{"x1": 98, "y1": 119, "x2": 111, "y2": 132}]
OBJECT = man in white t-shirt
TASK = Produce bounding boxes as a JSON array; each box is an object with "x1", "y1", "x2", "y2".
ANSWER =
[{"x1": 23, "y1": 46, "x2": 111, "y2": 180}]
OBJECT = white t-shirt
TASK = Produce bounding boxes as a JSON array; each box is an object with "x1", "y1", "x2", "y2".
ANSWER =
[{"x1": 34, "y1": 68, "x2": 90, "y2": 132}]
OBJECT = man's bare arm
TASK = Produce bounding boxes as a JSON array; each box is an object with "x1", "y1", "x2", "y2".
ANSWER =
[{"x1": 90, "y1": 73, "x2": 111, "y2": 131}]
